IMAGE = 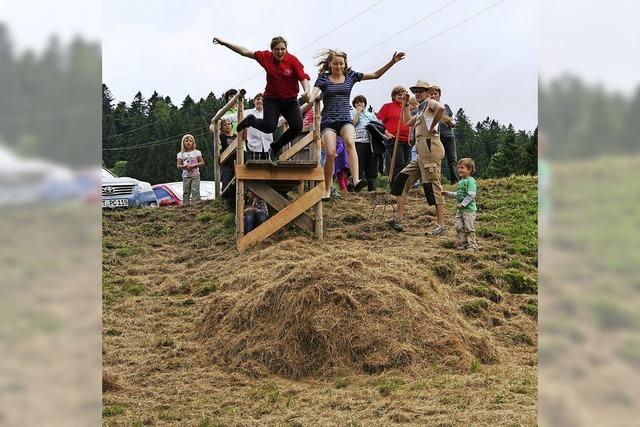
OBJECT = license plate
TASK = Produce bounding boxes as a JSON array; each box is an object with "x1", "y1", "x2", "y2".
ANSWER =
[{"x1": 102, "y1": 198, "x2": 129, "y2": 208}]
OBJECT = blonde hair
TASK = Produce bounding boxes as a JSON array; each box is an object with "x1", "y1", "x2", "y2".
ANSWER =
[
  {"x1": 458, "y1": 158, "x2": 476, "y2": 174},
  {"x1": 270, "y1": 36, "x2": 287, "y2": 49},
  {"x1": 315, "y1": 49, "x2": 349, "y2": 74},
  {"x1": 180, "y1": 134, "x2": 196, "y2": 152}
]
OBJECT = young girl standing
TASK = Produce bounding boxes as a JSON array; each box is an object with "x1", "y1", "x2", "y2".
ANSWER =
[{"x1": 177, "y1": 134, "x2": 204, "y2": 207}]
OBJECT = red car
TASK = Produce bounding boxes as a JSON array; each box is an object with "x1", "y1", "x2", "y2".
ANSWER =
[{"x1": 152, "y1": 181, "x2": 216, "y2": 207}]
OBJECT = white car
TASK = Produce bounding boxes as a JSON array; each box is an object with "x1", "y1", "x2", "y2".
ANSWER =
[{"x1": 101, "y1": 168, "x2": 157, "y2": 208}]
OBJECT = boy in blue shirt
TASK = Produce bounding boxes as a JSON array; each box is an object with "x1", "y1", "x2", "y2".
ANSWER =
[{"x1": 443, "y1": 158, "x2": 478, "y2": 251}]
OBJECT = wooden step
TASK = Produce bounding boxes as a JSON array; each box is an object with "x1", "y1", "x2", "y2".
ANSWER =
[{"x1": 245, "y1": 159, "x2": 318, "y2": 168}]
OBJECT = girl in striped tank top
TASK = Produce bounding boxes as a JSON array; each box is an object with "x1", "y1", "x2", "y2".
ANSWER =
[{"x1": 309, "y1": 49, "x2": 405, "y2": 200}]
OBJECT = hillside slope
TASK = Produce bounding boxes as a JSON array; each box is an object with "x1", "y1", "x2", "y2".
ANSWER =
[{"x1": 103, "y1": 176, "x2": 537, "y2": 426}]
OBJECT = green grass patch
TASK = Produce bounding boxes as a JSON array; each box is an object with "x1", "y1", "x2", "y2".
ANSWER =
[
  {"x1": 470, "y1": 359, "x2": 482, "y2": 373},
  {"x1": 461, "y1": 298, "x2": 490, "y2": 317},
  {"x1": 102, "y1": 405, "x2": 125, "y2": 417},
  {"x1": 197, "y1": 212, "x2": 213, "y2": 222},
  {"x1": 503, "y1": 270, "x2": 537, "y2": 294},
  {"x1": 521, "y1": 298, "x2": 538, "y2": 317},
  {"x1": 193, "y1": 278, "x2": 219, "y2": 297},
  {"x1": 114, "y1": 245, "x2": 143, "y2": 258},
  {"x1": 463, "y1": 284, "x2": 502, "y2": 303},
  {"x1": 432, "y1": 262, "x2": 457, "y2": 282},
  {"x1": 374, "y1": 377, "x2": 405, "y2": 396},
  {"x1": 477, "y1": 268, "x2": 498, "y2": 284}
]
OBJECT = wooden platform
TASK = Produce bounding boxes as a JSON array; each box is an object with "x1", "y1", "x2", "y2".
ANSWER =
[
  {"x1": 212, "y1": 96, "x2": 324, "y2": 252},
  {"x1": 245, "y1": 159, "x2": 318, "y2": 167}
]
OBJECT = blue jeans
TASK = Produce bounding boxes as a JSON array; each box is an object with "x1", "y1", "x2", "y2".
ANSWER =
[{"x1": 244, "y1": 211, "x2": 268, "y2": 233}]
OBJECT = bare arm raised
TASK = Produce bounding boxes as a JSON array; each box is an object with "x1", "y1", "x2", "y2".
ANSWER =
[
  {"x1": 212, "y1": 37, "x2": 255, "y2": 59},
  {"x1": 361, "y1": 52, "x2": 405, "y2": 81}
]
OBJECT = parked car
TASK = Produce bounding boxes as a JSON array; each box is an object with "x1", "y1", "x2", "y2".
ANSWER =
[
  {"x1": 152, "y1": 181, "x2": 216, "y2": 207},
  {"x1": 102, "y1": 168, "x2": 157, "y2": 208}
]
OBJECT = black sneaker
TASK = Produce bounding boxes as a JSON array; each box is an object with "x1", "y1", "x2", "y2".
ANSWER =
[
  {"x1": 267, "y1": 148, "x2": 279, "y2": 166},
  {"x1": 387, "y1": 217, "x2": 404, "y2": 232},
  {"x1": 236, "y1": 114, "x2": 255, "y2": 132},
  {"x1": 353, "y1": 179, "x2": 367, "y2": 193}
]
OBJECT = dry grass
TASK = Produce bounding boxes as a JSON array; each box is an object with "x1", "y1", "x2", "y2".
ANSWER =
[{"x1": 103, "y1": 176, "x2": 538, "y2": 425}]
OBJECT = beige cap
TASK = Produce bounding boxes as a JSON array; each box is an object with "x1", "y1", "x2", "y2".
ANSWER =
[{"x1": 409, "y1": 80, "x2": 431, "y2": 92}]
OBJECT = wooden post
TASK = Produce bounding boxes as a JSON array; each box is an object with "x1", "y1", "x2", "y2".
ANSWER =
[
  {"x1": 313, "y1": 100, "x2": 323, "y2": 240},
  {"x1": 235, "y1": 95, "x2": 245, "y2": 241},
  {"x1": 213, "y1": 122, "x2": 221, "y2": 198}
]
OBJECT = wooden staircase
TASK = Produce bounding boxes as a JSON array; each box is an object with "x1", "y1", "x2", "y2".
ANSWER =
[{"x1": 211, "y1": 95, "x2": 324, "y2": 252}]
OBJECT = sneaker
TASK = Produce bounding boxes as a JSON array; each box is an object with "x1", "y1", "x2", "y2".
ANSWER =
[
  {"x1": 353, "y1": 179, "x2": 367, "y2": 193},
  {"x1": 267, "y1": 148, "x2": 279, "y2": 166},
  {"x1": 236, "y1": 114, "x2": 255, "y2": 132},
  {"x1": 388, "y1": 217, "x2": 404, "y2": 232},
  {"x1": 426, "y1": 224, "x2": 446, "y2": 236}
]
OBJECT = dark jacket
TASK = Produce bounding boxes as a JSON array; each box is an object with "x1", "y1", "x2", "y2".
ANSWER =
[{"x1": 365, "y1": 121, "x2": 387, "y2": 155}]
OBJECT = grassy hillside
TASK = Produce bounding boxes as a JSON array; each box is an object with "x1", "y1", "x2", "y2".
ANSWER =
[{"x1": 103, "y1": 176, "x2": 537, "y2": 426}]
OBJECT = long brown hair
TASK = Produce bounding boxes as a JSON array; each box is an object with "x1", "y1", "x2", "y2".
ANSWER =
[{"x1": 315, "y1": 49, "x2": 349, "y2": 74}]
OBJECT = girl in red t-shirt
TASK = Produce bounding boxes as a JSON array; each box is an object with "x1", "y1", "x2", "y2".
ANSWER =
[{"x1": 213, "y1": 36, "x2": 311, "y2": 165}]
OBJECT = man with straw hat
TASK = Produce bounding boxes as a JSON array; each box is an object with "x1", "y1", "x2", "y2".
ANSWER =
[{"x1": 387, "y1": 80, "x2": 447, "y2": 235}]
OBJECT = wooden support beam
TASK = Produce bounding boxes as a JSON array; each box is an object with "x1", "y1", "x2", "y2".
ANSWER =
[
  {"x1": 246, "y1": 182, "x2": 313, "y2": 232},
  {"x1": 235, "y1": 97, "x2": 245, "y2": 241},
  {"x1": 310, "y1": 181, "x2": 324, "y2": 240},
  {"x1": 235, "y1": 165, "x2": 324, "y2": 181},
  {"x1": 221, "y1": 177, "x2": 236, "y2": 197},
  {"x1": 220, "y1": 139, "x2": 237, "y2": 165},
  {"x1": 237, "y1": 184, "x2": 324, "y2": 252},
  {"x1": 279, "y1": 131, "x2": 314, "y2": 161},
  {"x1": 213, "y1": 124, "x2": 221, "y2": 197}
]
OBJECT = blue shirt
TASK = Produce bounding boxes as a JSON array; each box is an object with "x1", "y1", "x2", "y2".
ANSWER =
[{"x1": 314, "y1": 69, "x2": 363, "y2": 124}]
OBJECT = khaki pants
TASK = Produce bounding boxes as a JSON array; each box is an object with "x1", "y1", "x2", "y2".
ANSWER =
[
  {"x1": 455, "y1": 211, "x2": 477, "y2": 249},
  {"x1": 183, "y1": 175, "x2": 201, "y2": 206},
  {"x1": 391, "y1": 135, "x2": 445, "y2": 205}
]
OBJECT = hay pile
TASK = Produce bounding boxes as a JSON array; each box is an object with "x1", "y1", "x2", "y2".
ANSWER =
[{"x1": 197, "y1": 239, "x2": 498, "y2": 378}]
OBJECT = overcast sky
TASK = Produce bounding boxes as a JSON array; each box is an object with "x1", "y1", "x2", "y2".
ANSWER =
[
  {"x1": 100, "y1": 0, "x2": 538, "y2": 130},
  {"x1": 4, "y1": 0, "x2": 640, "y2": 132}
]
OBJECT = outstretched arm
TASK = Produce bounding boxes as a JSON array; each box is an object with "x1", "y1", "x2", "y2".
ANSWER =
[
  {"x1": 361, "y1": 52, "x2": 405, "y2": 81},
  {"x1": 212, "y1": 37, "x2": 255, "y2": 59}
]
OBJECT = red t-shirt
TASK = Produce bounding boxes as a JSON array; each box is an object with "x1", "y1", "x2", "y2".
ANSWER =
[
  {"x1": 377, "y1": 100, "x2": 410, "y2": 143},
  {"x1": 254, "y1": 50, "x2": 310, "y2": 100}
]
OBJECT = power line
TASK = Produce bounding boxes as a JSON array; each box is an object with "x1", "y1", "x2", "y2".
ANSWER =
[
  {"x1": 406, "y1": 0, "x2": 505, "y2": 54},
  {"x1": 104, "y1": 123, "x2": 209, "y2": 148},
  {"x1": 363, "y1": 0, "x2": 506, "y2": 71},
  {"x1": 102, "y1": 127, "x2": 210, "y2": 151},
  {"x1": 351, "y1": 0, "x2": 459, "y2": 62}
]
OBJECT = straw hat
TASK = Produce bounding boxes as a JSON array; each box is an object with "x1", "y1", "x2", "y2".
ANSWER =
[{"x1": 410, "y1": 80, "x2": 431, "y2": 93}]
